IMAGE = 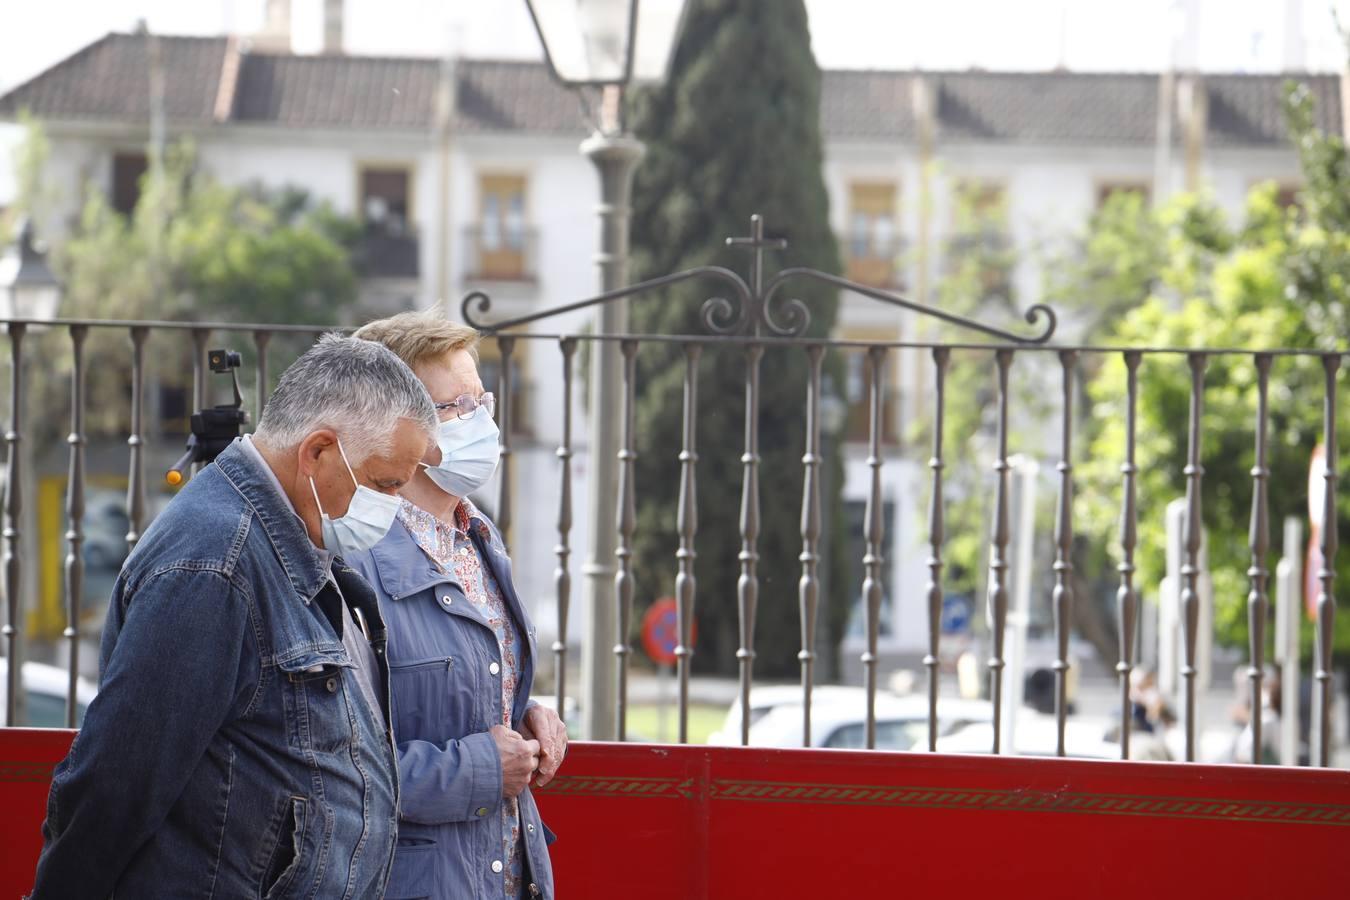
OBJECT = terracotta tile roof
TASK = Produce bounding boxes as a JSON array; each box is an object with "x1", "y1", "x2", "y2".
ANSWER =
[
  {"x1": 933, "y1": 71, "x2": 1161, "y2": 144},
  {"x1": 0, "y1": 33, "x2": 229, "y2": 125},
  {"x1": 0, "y1": 32, "x2": 1341, "y2": 146}
]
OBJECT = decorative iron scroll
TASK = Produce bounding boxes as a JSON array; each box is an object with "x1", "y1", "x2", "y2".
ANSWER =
[{"x1": 460, "y1": 215, "x2": 1059, "y2": 344}]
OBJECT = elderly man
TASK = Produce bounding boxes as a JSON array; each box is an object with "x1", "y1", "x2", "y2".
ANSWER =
[{"x1": 30, "y1": 335, "x2": 437, "y2": 899}]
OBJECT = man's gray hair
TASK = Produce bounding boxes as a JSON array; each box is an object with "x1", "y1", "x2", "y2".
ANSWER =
[{"x1": 253, "y1": 333, "x2": 438, "y2": 463}]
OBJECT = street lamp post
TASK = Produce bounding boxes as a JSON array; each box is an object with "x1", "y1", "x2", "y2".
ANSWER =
[
  {"x1": 526, "y1": 0, "x2": 687, "y2": 740},
  {"x1": 0, "y1": 218, "x2": 64, "y2": 725}
]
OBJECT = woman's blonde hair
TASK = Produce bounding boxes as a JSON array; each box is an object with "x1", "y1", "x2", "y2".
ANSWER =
[{"x1": 352, "y1": 307, "x2": 481, "y2": 370}]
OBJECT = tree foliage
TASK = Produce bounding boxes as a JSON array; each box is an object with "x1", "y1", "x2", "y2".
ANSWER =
[
  {"x1": 1074, "y1": 83, "x2": 1350, "y2": 658},
  {"x1": 626, "y1": 0, "x2": 846, "y2": 677},
  {"x1": 8, "y1": 127, "x2": 364, "y2": 444}
]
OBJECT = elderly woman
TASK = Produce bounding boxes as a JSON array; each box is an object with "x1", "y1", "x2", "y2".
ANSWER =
[{"x1": 349, "y1": 311, "x2": 566, "y2": 900}]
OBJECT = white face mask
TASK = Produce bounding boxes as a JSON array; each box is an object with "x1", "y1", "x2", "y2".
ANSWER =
[
  {"x1": 420, "y1": 405, "x2": 501, "y2": 498},
  {"x1": 308, "y1": 439, "x2": 401, "y2": 556}
]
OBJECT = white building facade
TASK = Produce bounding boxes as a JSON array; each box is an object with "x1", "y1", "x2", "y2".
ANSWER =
[{"x1": 1, "y1": 30, "x2": 1343, "y2": 671}]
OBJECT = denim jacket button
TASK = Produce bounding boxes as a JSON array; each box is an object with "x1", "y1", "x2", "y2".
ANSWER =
[
  {"x1": 325, "y1": 677, "x2": 338, "y2": 693},
  {"x1": 527, "y1": 823, "x2": 535, "y2": 834},
  {"x1": 476, "y1": 806, "x2": 489, "y2": 817},
  {"x1": 441, "y1": 594, "x2": 452, "y2": 606},
  {"x1": 489, "y1": 662, "x2": 501, "y2": 676},
  {"x1": 491, "y1": 860, "x2": 504, "y2": 874}
]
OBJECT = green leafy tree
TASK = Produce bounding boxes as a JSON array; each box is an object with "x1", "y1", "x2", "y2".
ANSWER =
[
  {"x1": 1075, "y1": 83, "x2": 1350, "y2": 664},
  {"x1": 9, "y1": 131, "x2": 363, "y2": 443},
  {"x1": 626, "y1": 0, "x2": 846, "y2": 677}
]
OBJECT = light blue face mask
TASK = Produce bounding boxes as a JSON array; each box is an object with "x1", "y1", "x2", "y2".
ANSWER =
[
  {"x1": 421, "y1": 405, "x2": 501, "y2": 498},
  {"x1": 309, "y1": 439, "x2": 402, "y2": 556}
]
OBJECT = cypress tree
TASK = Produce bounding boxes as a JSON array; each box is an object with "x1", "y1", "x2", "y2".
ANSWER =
[{"x1": 627, "y1": 0, "x2": 846, "y2": 678}]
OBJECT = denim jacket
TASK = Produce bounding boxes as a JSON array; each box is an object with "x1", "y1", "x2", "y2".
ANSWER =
[
  {"x1": 31, "y1": 441, "x2": 400, "y2": 899},
  {"x1": 348, "y1": 515, "x2": 556, "y2": 900}
]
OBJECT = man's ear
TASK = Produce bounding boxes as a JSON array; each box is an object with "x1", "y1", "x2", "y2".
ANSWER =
[{"x1": 296, "y1": 429, "x2": 338, "y2": 479}]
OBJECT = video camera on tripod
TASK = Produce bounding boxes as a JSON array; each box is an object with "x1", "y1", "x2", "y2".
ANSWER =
[{"x1": 166, "y1": 349, "x2": 249, "y2": 486}]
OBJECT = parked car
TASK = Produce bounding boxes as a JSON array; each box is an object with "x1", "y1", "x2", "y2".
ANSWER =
[
  {"x1": 934, "y1": 712, "x2": 1120, "y2": 759},
  {"x1": 0, "y1": 660, "x2": 96, "y2": 727},
  {"x1": 709, "y1": 684, "x2": 992, "y2": 750}
]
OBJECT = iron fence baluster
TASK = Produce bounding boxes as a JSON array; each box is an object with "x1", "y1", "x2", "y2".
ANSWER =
[
  {"x1": 1180, "y1": 352, "x2": 1208, "y2": 762},
  {"x1": 1116, "y1": 351, "x2": 1142, "y2": 760},
  {"x1": 988, "y1": 349, "x2": 1014, "y2": 754},
  {"x1": 3, "y1": 324, "x2": 25, "y2": 726},
  {"x1": 1052, "y1": 351, "x2": 1078, "y2": 757},
  {"x1": 862, "y1": 347, "x2": 887, "y2": 750},
  {"x1": 925, "y1": 347, "x2": 950, "y2": 752},
  {"x1": 253, "y1": 330, "x2": 271, "y2": 423},
  {"x1": 613, "y1": 339, "x2": 638, "y2": 741},
  {"x1": 496, "y1": 336, "x2": 515, "y2": 551},
  {"x1": 675, "y1": 343, "x2": 701, "y2": 744},
  {"x1": 1247, "y1": 353, "x2": 1273, "y2": 765},
  {"x1": 737, "y1": 343, "x2": 764, "y2": 746},
  {"x1": 798, "y1": 345, "x2": 824, "y2": 747},
  {"x1": 126, "y1": 327, "x2": 149, "y2": 552},
  {"x1": 63, "y1": 325, "x2": 89, "y2": 727},
  {"x1": 190, "y1": 328, "x2": 212, "y2": 479},
  {"x1": 1313, "y1": 353, "x2": 1340, "y2": 767},
  {"x1": 554, "y1": 338, "x2": 577, "y2": 718}
]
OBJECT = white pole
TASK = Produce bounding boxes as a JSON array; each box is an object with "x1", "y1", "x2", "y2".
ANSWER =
[
  {"x1": 1002, "y1": 454, "x2": 1038, "y2": 755},
  {"x1": 1158, "y1": 498, "x2": 1187, "y2": 697},
  {"x1": 1275, "y1": 516, "x2": 1304, "y2": 766}
]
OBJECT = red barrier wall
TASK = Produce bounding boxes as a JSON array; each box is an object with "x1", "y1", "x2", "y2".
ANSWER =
[{"x1": 4, "y1": 730, "x2": 1349, "y2": 898}]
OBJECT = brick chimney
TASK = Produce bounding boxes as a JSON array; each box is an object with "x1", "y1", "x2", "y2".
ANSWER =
[{"x1": 323, "y1": 0, "x2": 344, "y2": 55}]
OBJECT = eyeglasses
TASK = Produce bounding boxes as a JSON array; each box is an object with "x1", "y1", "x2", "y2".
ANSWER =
[{"x1": 434, "y1": 391, "x2": 495, "y2": 420}]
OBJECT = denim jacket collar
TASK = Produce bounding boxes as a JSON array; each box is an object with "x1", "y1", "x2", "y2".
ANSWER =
[{"x1": 214, "y1": 439, "x2": 330, "y2": 603}]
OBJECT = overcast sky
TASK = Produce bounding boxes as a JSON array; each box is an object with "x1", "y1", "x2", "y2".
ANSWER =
[{"x1": 2, "y1": 0, "x2": 1347, "y2": 95}]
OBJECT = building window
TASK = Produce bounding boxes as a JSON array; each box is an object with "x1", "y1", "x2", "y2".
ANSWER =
[
  {"x1": 112, "y1": 152, "x2": 148, "y2": 216},
  {"x1": 845, "y1": 182, "x2": 901, "y2": 288},
  {"x1": 355, "y1": 166, "x2": 419, "y2": 279},
  {"x1": 360, "y1": 167, "x2": 412, "y2": 235},
  {"x1": 471, "y1": 174, "x2": 531, "y2": 281},
  {"x1": 1096, "y1": 181, "x2": 1151, "y2": 209}
]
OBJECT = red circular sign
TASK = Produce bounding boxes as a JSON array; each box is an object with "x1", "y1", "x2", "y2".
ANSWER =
[{"x1": 641, "y1": 597, "x2": 695, "y2": 667}]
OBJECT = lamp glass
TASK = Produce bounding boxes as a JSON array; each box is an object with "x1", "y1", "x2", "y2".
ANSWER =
[
  {"x1": 13, "y1": 283, "x2": 61, "y2": 322},
  {"x1": 629, "y1": 0, "x2": 686, "y2": 82},
  {"x1": 528, "y1": 0, "x2": 633, "y2": 84}
]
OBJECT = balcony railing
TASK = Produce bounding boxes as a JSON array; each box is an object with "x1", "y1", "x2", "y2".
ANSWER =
[
  {"x1": 462, "y1": 225, "x2": 539, "y2": 284},
  {"x1": 354, "y1": 229, "x2": 420, "y2": 280}
]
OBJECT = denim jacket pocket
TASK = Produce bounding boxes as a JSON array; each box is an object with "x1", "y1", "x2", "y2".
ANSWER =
[
  {"x1": 384, "y1": 838, "x2": 437, "y2": 900},
  {"x1": 277, "y1": 647, "x2": 356, "y2": 754},
  {"x1": 259, "y1": 795, "x2": 309, "y2": 900}
]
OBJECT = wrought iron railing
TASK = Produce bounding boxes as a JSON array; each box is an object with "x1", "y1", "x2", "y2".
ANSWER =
[{"x1": 0, "y1": 216, "x2": 1343, "y2": 773}]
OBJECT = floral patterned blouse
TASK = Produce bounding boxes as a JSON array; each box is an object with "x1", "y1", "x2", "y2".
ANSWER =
[{"x1": 398, "y1": 497, "x2": 526, "y2": 898}]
